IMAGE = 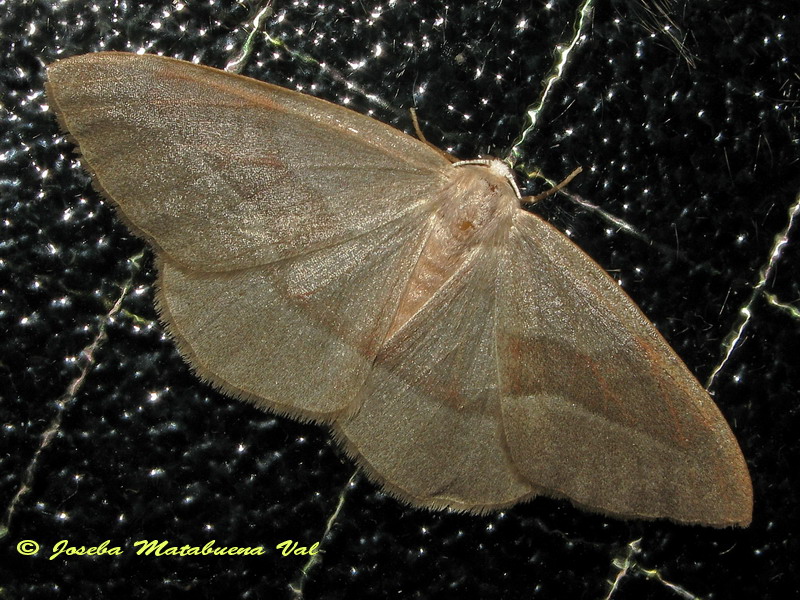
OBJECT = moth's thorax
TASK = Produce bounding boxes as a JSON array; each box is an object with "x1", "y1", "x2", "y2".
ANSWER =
[
  {"x1": 385, "y1": 160, "x2": 517, "y2": 340},
  {"x1": 440, "y1": 161, "x2": 519, "y2": 244}
]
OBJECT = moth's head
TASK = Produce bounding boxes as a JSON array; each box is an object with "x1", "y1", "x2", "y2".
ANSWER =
[
  {"x1": 485, "y1": 158, "x2": 515, "y2": 184},
  {"x1": 451, "y1": 157, "x2": 523, "y2": 203}
]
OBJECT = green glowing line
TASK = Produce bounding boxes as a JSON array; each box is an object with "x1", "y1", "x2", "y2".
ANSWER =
[
  {"x1": 225, "y1": 1, "x2": 275, "y2": 73},
  {"x1": 288, "y1": 471, "x2": 358, "y2": 598},
  {"x1": 506, "y1": 0, "x2": 594, "y2": 167},
  {"x1": 706, "y1": 190, "x2": 800, "y2": 388},
  {"x1": 764, "y1": 293, "x2": 800, "y2": 320}
]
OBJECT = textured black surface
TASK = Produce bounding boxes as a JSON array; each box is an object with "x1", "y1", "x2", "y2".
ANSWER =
[{"x1": 1, "y1": 0, "x2": 798, "y2": 598}]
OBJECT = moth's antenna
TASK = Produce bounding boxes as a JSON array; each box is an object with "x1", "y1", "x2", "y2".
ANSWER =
[
  {"x1": 522, "y1": 166, "x2": 583, "y2": 205},
  {"x1": 409, "y1": 108, "x2": 459, "y2": 163}
]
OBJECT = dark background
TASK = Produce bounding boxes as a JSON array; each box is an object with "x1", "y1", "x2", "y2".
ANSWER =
[{"x1": 1, "y1": 0, "x2": 798, "y2": 597}]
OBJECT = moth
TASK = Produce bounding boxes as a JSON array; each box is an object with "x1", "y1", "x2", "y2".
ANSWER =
[{"x1": 46, "y1": 52, "x2": 752, "y2": 526}]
